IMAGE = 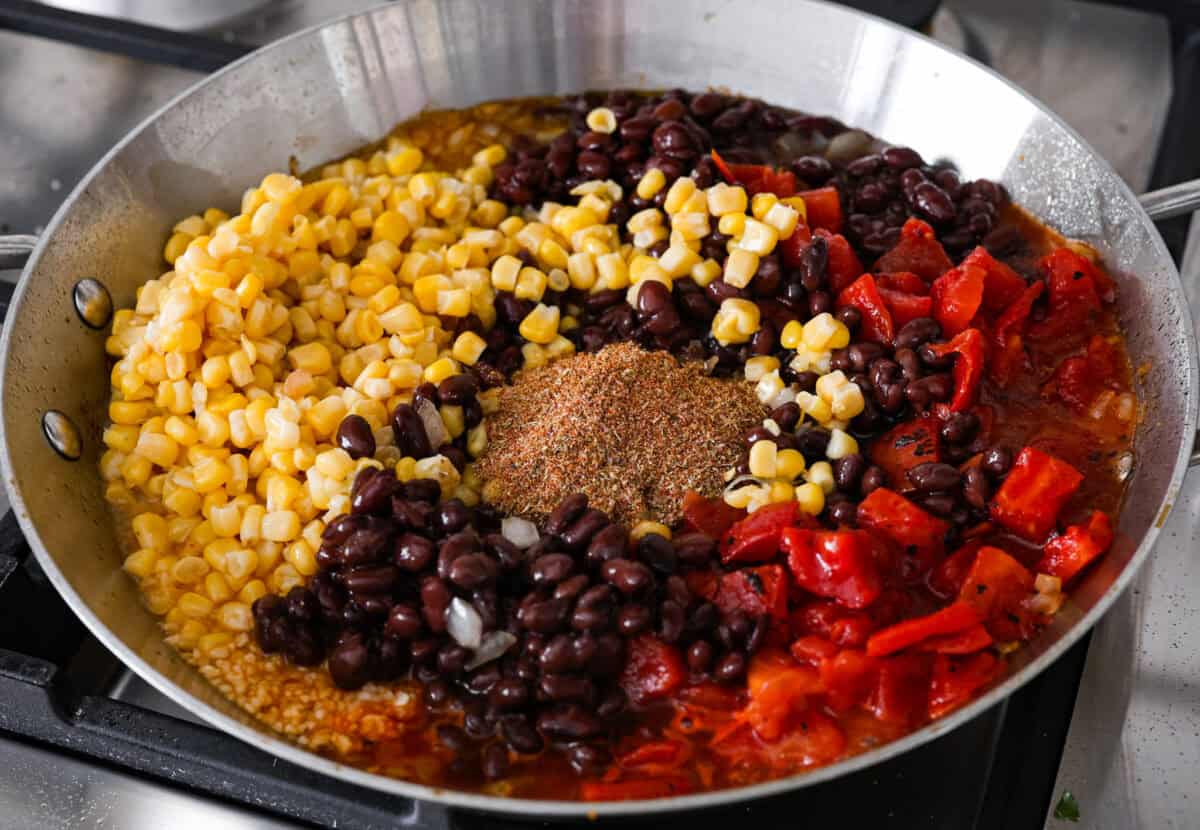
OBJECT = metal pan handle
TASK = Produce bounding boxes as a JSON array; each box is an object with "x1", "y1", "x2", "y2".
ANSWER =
[
  {"x1": 0, "y1": 235, "x2": 36, "y2": 272},
  {"x1": 1138, "y1": 179, "x2": 1200, "y2": 221}
]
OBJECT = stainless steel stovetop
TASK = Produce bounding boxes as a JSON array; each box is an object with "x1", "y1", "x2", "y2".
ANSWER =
[{"x1": 1, "y1": 1, "x2": 1197, "y2": 828}]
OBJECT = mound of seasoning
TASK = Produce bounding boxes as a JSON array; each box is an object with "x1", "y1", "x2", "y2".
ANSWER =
[{"x1": 475, "y1": 343, "x2": 763, "y2": 525}]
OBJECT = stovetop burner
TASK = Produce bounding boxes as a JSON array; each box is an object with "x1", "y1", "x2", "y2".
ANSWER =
[{"x1": 0, "y1": 2, "x2": 1196, "y2": 828}]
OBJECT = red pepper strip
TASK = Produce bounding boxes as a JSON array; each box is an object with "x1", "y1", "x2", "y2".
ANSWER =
[
  {"x1": 878, "y1": 286, "x2": 934, "y2": 330},
  {"x1": 782, "y1": 528, "x2": 884, "y2": 610},
  {"x1": 836, "y1": 274, "x2": 895, "y2": 345},
  {"x1": 1036, "y1": 511, "x2": 1114, "y2": 582},
  {"x1": 865, "y1": 602, "x2": 982, "y2": 657},
  {"x1": 581, "y1": 775, "x2": 694, "y2": 801},
  {"x1": 714, "y1": 565, "x2": 790, "y2": 620},
  {"x1": 989, "y1": 446, "x2": 1083, "y2": 542},
  {"x1": 790, "y1": 634, "x2": 839, "y2": 665},
  {"x1": 856, "y1": 487, "x2": 950, "y2": 566},
  {"x1": 989, "y1": 281, "x2": 1043, "y2": 386},
  {"x1": 681, "y1": 490, "x2": 744, "y2": 539},
  {"x1": 962, "y1": 246, "x2": 1027, "y2": 312},
  {"x1": 815, "y1": 229, "x2": 864, "y2": 294},
  {"x1": 1028, "y1": 248, "x2": 1105, "y2": 341},
  {"x1": 867, "y1": 653, "x2": 933, "y2": 725},
  {"x1": 618, "y1": 740, "x2": 688, "y2": 770},
  {"x1": 818, "y1": 648, "x2": 878, "y2": 712},
  {"x1": 930, "y1": 264, "x2": 986, "y2": 337},
  {"x1": 709, "y1": 151, "x2": 798, "y2": 197},
  {"x1": 928, "y1": 652, "x2": 1002, "y2": 719},
  {"x1": 720, "y1": 501, "x2": 799, "y2": 564},
  {"x1": 916, "y1": 623, "x2": 993, "y2": 654},
  {"x1": 925, "y1": 328, "x2": 986, "y2": 411},
  {"x1": 619, "y1": 635, "x2": 686, "y2": 706},
  {"x1": 873, "y1": 217, "x2": 954, "y2": 282},
  {"x1": 796, "y1": 186, "x2": 843, "y2": 232},
  {"x1": 926, "y1": 539, "x2": 983, "y2": 600},
  {"x1": 870, "y1": 415, "x2": 941, "y2": 492},
  {"x1": 958, "y1": 545, "x2": 1034, "y2": 625}
]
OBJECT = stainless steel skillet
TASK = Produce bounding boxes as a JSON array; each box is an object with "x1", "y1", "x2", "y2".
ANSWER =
[{"x1": 0, "y1": 0, "x2": 1197, "y2": 818}]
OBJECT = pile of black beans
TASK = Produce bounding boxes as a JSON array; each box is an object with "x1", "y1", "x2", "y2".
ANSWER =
[{"x1": 253, "y1": 401, "x2": 766, "y2": 779}]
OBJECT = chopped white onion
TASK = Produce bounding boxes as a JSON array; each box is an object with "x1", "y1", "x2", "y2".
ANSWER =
[
  {"x1": 413, "y1": 397, "x2": 449, "y2": 450},
  {"x1": 762, "y1": 418, "x2": 781, "y2": 436},
  {"x1": 445, "y1": 597, "x2": 483, "y2": 650},
  {"x1": 769, "y1": 385, "x2": 798, "y2": 409},
  {"x1": 465, "y1": 631, "x2": 518, "y2": 671},
  {"x1": 501, "y1": 516, "x2": 539, "y2": 549}
]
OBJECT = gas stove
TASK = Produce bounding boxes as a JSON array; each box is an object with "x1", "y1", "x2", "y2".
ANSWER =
[{"x1": 1, "y1": 2, "x2": 1197, "y2": 828}]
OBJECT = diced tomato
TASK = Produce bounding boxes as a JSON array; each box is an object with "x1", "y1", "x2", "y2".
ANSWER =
[
  {"x1": 742, "y1": 649, "x2": 824, "y2": 740},
  {"x1": 782, "y1": 528, "x2": 883, "y2": 609},
  {"x1": 877, "y1": 271, "x2": 930, "y2": 295},
  {"x1": 873, "y1": 218, "x2": 954, "y2": 282},
  {"x1": 720, "y1": 501, "x2": 800, "y2": 564},
  {"x1": 620, "y1": 635, "x2": 686, "y2": 706},
  {"x1": 867, "y1": 653, "x2": 933, "y2": 725},
  {"x1": 989, "y1": 281, "x2": 1043, "y2": 386},
  {"x1": 681, "y1": 490, "x2": 744, "y2": 539},
  {"x1": 1028, "y1": 248, "x2": 1106, "y2": 340},
  {"x1": 865, "y1": 602, "x2": 981, "y2": 657},
  {"x1": 581, "y1": 775, "x2": 694, "y2": 801},
  {"x1": 928, "y1": 652, "x2": 1002, "y2": 719},
  {"x1": 778, "y1": 221, "x2": 814, "y2": 269},
  {"x1": 710, "y1": 151, "x2": 798, "y2": 198},
  {"x1": 1036, "y1": 511, "x2": 1114, "y2": 582},
  {"x1": 878, "y1": 286, "x2": 934, "y2": 330},
  {"x1": 917, "y1": 623, "x2": 993, "y2": 654},
  {"x1": 818, "y1": 648, "x2": 878, "y2": 711},
  {"x1": 958, "y1": 546, "x2": 1034, "y2": 640},
  {"x1": 1042, "y1": 335, "x2": 1123, "y2": 414},
  {"x1": 790, "y1": 634, "x2": 839, "y2": 666},
  {"x1": 930, "y1": 264, "x2": 985, "y2": 337},
  {"x1": 870, "y1": 415, "x2": 941, "y2": 491},
  {"x1": 989, "y1": 447, "x2": 1083, "y2": 541},
  {"x1": 797, "y1": 186, "x2": 843, "y2": 233},
  {"x1": 925, "y1": 328, "x2": 986, "y2": 412},
  {"x1": 836, "y1": 273, "x2": 895, "y2": 344},
  {"x1": 927, "y1": 540, "x2": 983, "y2": 599},
  {"x1": 962, "y1": 246, "x2": 1027, "y2": 312},
  {"x1": 813, "y1": 229, "x2": 865, "y2": 295},
  {"x1": 715, "y1": 565, "x2": 790, "y2": 620},
  {"x1": 856, "y1": 488, "x2": 950, "y2": 567}
]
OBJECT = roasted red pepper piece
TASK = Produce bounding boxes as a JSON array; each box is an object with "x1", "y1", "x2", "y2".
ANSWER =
[
  {"x1": 711, "y1": 151, "x2": 799, "y2": 198},
  {"x1": 867, "y1": 653, "x2": 933, "y2": 725},
  {"x1": 741, "y1": 649, "x2": 824, "y2": 740},
  {"x1": 782, "y1": 528, "x2": 884, "y2": 610},
  {"x1": 930, "y1": 264, "x2": 986, "y2": 337},
  {"x1": 581, "y1": 775, "x2": 694, "y2": 801},
  {"x1": 836, "y1": 273, "x2": 895, "y2": 345},
  {"x1": 720, "y1": 501, "x2": 799, "y2": 564},
  {"x1": 878, "y1": 286, "x2": 934, "y2": 330},
  {"x1": 681, "y1": 490, "x2": 744, "y2": 540},
  {"x1": 957, "y1": 546, "x2": 1034, "y2": 637},
  {"x1": 715, "y1": 565, "x2": 790, "y2": 620},
  {"x1": 873, "y1": 218, "x2": 954, "y2": 282},
  {"x1": 620, "y1": 635, "x2": 686, "y2": 706},
  {"x1": 865, "y1": 602, "x2": 981, "y2": 657},
  {"x1": 925, "y1": 328, "x2": 986, "y2": 412},
  {"x1": 778, "y1": 220, "x2": 814, "y2": 269},
  {"x1": 877, "y1": 271, "x2": 930, "y2": 295},
  {"x1": 989, "y1": 281, "x2": 1044, "y2": 386},
  {"x1": 818, "y1": 648, "x2": 879, "y2": 712},
  {"x1": 1042, "y1": 335, "x2": 1122, "y2": 414},
  {"x1": 790, "y1": 634, "x2": 839, "y2": 666},
  {"x1": 618, "y1": 740, "x2": 688, "y2": 769},
  {"x1": 814, "y1": 229, "x2": 865, "y2": 295},
  {"x1": 1036, "y1": 510, "x2": 1114, "y2": 582},
  {"x1": 856, "y1": 487, "x2": 950, "y2": 565},
  {"x1": 928, "y1": 652, "x2": 1002, "y2": 718},
  {"x1": 927, "y1": 540, "x2": 983, "y2": 600},
  {"x1": 962, "y1": 246, "x2": 1027, "y2": 312},
  {"x1": 870, "y1": 415, "x2": 941, "y2": 491},
  {"x1": 916, "y1": 623, "x2": 993, "y2": 654},
  {"x1": 797, "y1": 186, "x2": 843, "y2": 232},
  {"x1": 989, "y1": 447, "x2": 1083, "y2": 541},
  {"x1": 1028, "y1": 248, "x2": 1106, "y2": 340}
]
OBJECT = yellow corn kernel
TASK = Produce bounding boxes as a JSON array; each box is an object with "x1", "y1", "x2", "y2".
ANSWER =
[
  {"x1": 780, "y1": 320, "x2": 804, "y2": 349},
  {"x1": 412, "y1": 274, "x2": 451, "y2": 313},
  {"x1": 596, "y1": 252, "x2": 629, "y2": 290},
  {"x1": 711, "y1": 298, "x2": 760, "y2": 345},
  {"x1": 514, "y1": 267, "x2": 547, "y2": 302},
  {"x1": 802, "y1": 312, "x2": 846, "y2": 351},
  {"x1": 171, "y1": 555, "x2": 210, "y2": 585},
  {"x1": 287, "y1": 341, "x2": 332, "y2": 375},
  {"x1": 630, "y1": 521, "x2": 672, "y2": 543},
  {"x1": 706, "y1": 182, "x2": 748, "y2": 216},
  {"x1": 776, "y1": 448, "x2": 807, "y2": 480},
  {"x1": 658, "y1": 244, "x2": 701, "y2": 279},
  {"x1": 805, "y1": 460, "x2": 835, "y2": 494},
  {"x1": 284, "y1": 540, "x2": 318, "y2": 576},
  {"x1": 467, "y1": 423, "x2": 488, "y2": 457},
  {"x1": 830, "y1": 384, "x2": 866, "y2": 420},
  {"x1": 521, "y1": 342, "x2": 547, "y2": 369},
  {"x1": 485, "y1": 254, "x2": 519, "y2": 294},
  {"x1": 724, "y1": 483, "x2": 766, "y2": 510},
  {"x1": 751, "y1": 192, "x2": 779, "y2": 220},
  {"x1": 723, "y1": 248, "x2": 760, "y2": 289},
  {"x1": 717, "y1": 212, "x2": 746, "y2": 238},
  {"x1": 109, "y1": 401, "x2": 153, "y2": 426},
  {"x1": 690, "y1": 258, "x2": 722, "y2": 288},
  {"x1": 123, "y1": 549, "x2": 158, "y2": 579},
  {"x1": 744, "y1": 356, "x2": 780, "y2": 383},
  {"x1": 423, "y1": 356, "x2": 459, "y2": 385},
  {"x1": 585, "y1": 106, "x2": 617, "y2": 133},
  {"x1": 436, "y1": 288, "x2": 471, "y2": 317},
  {"x1": 451, "y1": 331, "x2": 487, "y2": 365},
  {"x1": 178, "y1": 592, "x2": 214, "y2": 619},
  {"x1": 755, "y1": 370, "x2": 787, "y2": 406},
  {"x1": 636, "y1": 168, "x2": 667, "y2": 200},
  {"x1": 518, "y1": 303, "x2": 560, "y2": 345},
  {"x1": 663, "y1": 177, "x2": 697, "y2": 214},
  {"x1": 795, "y1": 482, "x2": 826, "y2": 516},
  {"x1": 825, "y1": 428, "x2": 859, "y2": 460},
  {"x1": 103, "y1": 424, "x2": 141, "y2": 454},
  {"x1": 739, "y1": 218, "x2": 779, "y2": 256},
  {"x1": 132, "y1": 513, "x2": 169, "y2": 551},
  {"x1": 763, "y1": 201, "x2": 800, "y2": 239},
  {"x1": 749, "y1": 440, "x2": 778, "y2": 478},
  {"x1": 768, "y1": 480, "x2": 795, "y2": 504},
  {"x1": 260, "y1": 510, "x2": 300, "y2": 542},
  {"x1": 135, "y1": 432, "x2": 178, "y2": 468}
]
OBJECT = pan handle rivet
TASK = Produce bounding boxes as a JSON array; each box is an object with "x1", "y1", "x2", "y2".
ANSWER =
[
  {"x1": 42, "y1": 410, "x2": 82, "y2": 461},
  {"x1": 73, "y1": 278, "x2": 113, "y2": 329}
]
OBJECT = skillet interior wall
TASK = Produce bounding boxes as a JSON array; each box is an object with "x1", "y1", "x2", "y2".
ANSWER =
[{"x1": 0, "y1": 0, "x2": 1191, "y2": 793}]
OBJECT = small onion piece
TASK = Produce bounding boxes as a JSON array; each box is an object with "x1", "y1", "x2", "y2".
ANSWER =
[
  {"x1": 465, "y1": 631, "x2": 518, "y2": 671},
  {"x1": 446, "y1": 597, "x2": 483, "y2": 650},
  {"x1": 769, "y1": 386, "x2": 798, "y2": 408},
  {"x1": 501, "y1": 516, "x2": 539, "y2": 549},
  {"x1": 413, "y1": 397, "x2": 449, "y2": 450}
]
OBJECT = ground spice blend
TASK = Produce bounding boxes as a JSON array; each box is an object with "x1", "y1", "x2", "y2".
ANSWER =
[{"x1": 476, "y1": 343, "x2": 764, "y2": 526}]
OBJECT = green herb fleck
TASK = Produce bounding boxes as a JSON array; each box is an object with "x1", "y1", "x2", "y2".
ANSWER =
[{"x1": 1054, "y1": 791, "x2": 1080, "y2": 822}]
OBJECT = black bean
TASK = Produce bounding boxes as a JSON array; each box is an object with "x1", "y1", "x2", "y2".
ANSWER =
[
  {"x1": 962, "y1": 465, "x2": 991, "y2": 509},
  {"x1": 659, "y1": 600, "x2": 685, "y2": 643},
  {"x1": 828, "y1": 498, "x2": 859, "y2": 527},
  {"x1": 617, "y1": 604, "x2": 653, "y2": 636},
  {"x1": 437, "y1": 643, "x2": 469, "y2": 675},
  {"x1": 940, "y1": 411, "x2": 980, "y2": 445},
  {"x1": 636, "y1": 279, "x2": 672, "y2": 316},
  {"x1": 412, "y1": 382, "x2": 440, "y2": 410},
  {"x1": 536, "y1": 705, "x2": 603, "y2": 740},
  {"x1": 530, "y1": 553, "x2": 575, "y2": 586},
  {"x1": 894, "y1": 317, "x2": 941, "y2": 350},
  {"x1": 483, "y1": 533, "x2": 523, "y2": 570},
  {"x1": 585, "y1": 524, "x2": 628, "y2": 565},
  {"x1": 791, "y1": 155, "x2": 835, "y2": 185},
  {"x1": 714, "y1": 651, "x2": 747, "y2": 683},
  {"x1": 912, "y1": 182, "x2": 956, "y2": 224},
  {"x1": 540, "y1": 674, "x2": 596, "y2": 704},
  {"x1": 385, "y1": 603, "x2": 423, "y2": 639},
  {"x1": 882, "y1": 146, "x2": 924, "y2": 169},
  {"x1": 846, "y1": 154, "x2": 883, "y2": 176},
  {"x1": 424, "y1": 678, "x2": 451, "y2": 706},
  {"x1": 436, "y1": 724, "x2": 473, "y2": 754},
  {"x1": 391, "y1": 403, "x2": 433, "y2": 458},
  {"x1": 848, "y1": 342, "x2": 886, "y2": 372},
  {"x1": 351, "y1": 468, "x2": 394, "y2": 516},
  {"x1": 490, "y1": 678, "x2": 530, "y2": 709},
  {"x1": 393, "y1": 532, "x2": 435, "y2": 572},
  {"x1": 795, "y1": 427, "x2": 831, "y2": 461},
  {"x1": 637, "y1": 533, "x2": 678, "y2": 574},
  {"x1": 907, "y1": 462, "x2": 961, "y2": 493},
  {"x1": 336, "y1": 414, "x2": 376, "y2": 460},
  {"x1": 566, "y1": 743, "x2": 611, "y2": 776},
  {"x1": 519, "y1": 597, "x2": 569, "y2": 633},
  {"x1": 501, "y1": 717, "x2": 544, "y2": 754},
  {"x1": 808, "y1": 290, "x2": 833, "y2": 317},
  {"x1": 895, "y1": 347, "x2": 922, "y2": 380},
  {"x1": 687, "y1": 640, "x2": 714, "y2": 673},
  {"x1": 410, "y1": 637, "x2": 440, "y2": 665},
  {"x1": 570, "y1": 601, "x2": 612, "y2": 632},
  {"x1": 914, "y1": 492, "x2": 958, "y2": 518},
  {"x1": 688, "y1": 602, "x2": 719, "y2": 634},
  {"x1": 746, "y1": 616, "x2": 769, "y2": 654},
  {"x1": 343, "y1": 564, "x2": 399, "y2": 596},
  {"x1": 833, "y1": 453, "x2": 867, "y2": 491},
  {"x1": 437, "y1": 374, "x2": 478, "y2": 406},
  {"x1": 328, "y1": 633, "x2": 372, "y2": 690},
  {"x1": 341, "y1": 524, "x2": 392, "y2": 567},
  {"x1": 403, "y1": 478, "x2": 441, "y2": 503},
  {"x1": 539, "y1": 634, "x2": 575, "y2": 674},
  {"x1": 982, "y1": 446, "x2": 1013, "y2": 478},
  {"x1": 481, "y1": 743, "x2": 510, "y2": 780},
  {"x1": 836, "y1": 306, "x2": 862, "y2": 332},
  {"x1": 420, "y1": 576, "x2": 452, "y2": 632},
  {"x1": 600, "y1": 559, "x2": 654, "y2": 595},
  {"x1": 553, "y1": 573, "x2": 591, "y2": 601},
  {"x1": 437, "y1": 530, "x2": 479, "y2": 579},
  {"x1": 467, "y1": 663, "x2": 502, "y2": 694},
  {"x1": 918, "y1": 342, "x2": 955, "y2": 370},
  {"x1": 448, "y1": 553, "x2": 498, "y2": 590},
  {"x1": 861, "y1": 465, "x2": 887, "y2": 496},
  {"x1": 560, "y1": 509, "x2": 609, "y2": 551},
  {"x1": 673, "y1": 532, "x2": 717, "y2": 567}
]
